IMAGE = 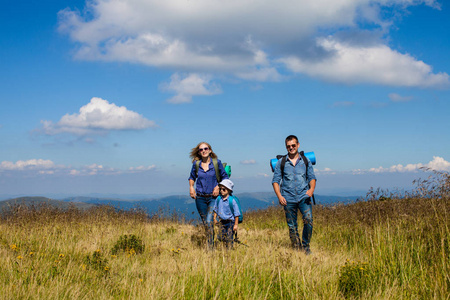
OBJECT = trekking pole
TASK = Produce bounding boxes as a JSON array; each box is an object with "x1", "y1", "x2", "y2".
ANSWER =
[{"x1": 234, "y1": 231, "x2": 248, "y2": 247}]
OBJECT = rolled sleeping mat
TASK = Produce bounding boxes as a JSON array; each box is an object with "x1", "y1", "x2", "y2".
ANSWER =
[
  {"x1": 270, "y1": 151, "x2": 316, "y2": 172},
  {"x1": 224, "y1": 165, "x2": 231, "y2": 177}
]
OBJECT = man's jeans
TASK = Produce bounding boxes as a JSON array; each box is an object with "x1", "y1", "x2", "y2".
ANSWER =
[
  {"x1": 283, "y1": 198, "x2": 313, "y2": 251},
  {"x1": 195, "y1": 196, "x2": 215, "y2": 248}
]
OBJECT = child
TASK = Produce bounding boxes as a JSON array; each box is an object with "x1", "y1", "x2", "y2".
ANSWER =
[{"x1": 213, "y1": 179, "x2": 240, "y2": 248}]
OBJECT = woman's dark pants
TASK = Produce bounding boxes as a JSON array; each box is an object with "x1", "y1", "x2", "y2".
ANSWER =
[{"x1": 195, "y1": 195, "x2": 215, "y2": 248}]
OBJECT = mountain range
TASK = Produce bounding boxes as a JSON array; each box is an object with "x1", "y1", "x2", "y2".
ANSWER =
[{"x1": 0, "y1": 193, "x2": 360, "y2": 220}]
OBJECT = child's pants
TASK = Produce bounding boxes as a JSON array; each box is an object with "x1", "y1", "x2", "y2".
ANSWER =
[{"x1": 219, "y1": 220, "x2": 234, "y2": 247}]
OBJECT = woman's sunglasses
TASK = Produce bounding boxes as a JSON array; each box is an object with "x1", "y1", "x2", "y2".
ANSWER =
[{"x1": 198, "y1": 147, "x2": 209, "y2": 152}]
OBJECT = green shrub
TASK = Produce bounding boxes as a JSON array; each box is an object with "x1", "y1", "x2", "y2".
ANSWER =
[
  {"x1": 84, "y1": 250, "x2": 109, "y2": 274},
  {"x1": 111, "y1": 234, "x2": 145, "y2": 255},
  {"x1": 338, "y1": 260, "x2": 372, "y2": 298}
]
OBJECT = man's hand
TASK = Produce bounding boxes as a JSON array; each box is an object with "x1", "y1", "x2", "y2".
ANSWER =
[
  {"x1": 189, "y1": 186, "x2": 196, "y2": 199},
  {"x1": 212, "y1": 185, "x2": 220, "y2": 197},
  {"x1": 306, "y1": 180, "x2": 316, "y2": 198},
  {"x1": 278, "y1": 196, "x2": 287, "y2": 206},
  {"x1": 273, "y1": 182, "x2": 286, "y2": 206},
  {"x1": 233, "y1": 224, "x2": 238, "y2": 231}
]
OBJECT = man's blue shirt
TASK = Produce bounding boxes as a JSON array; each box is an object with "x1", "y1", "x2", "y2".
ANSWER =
[
  {"x1": 213, "y1": 195, "x2": 241, "y2": 221},
  {"x1": 188, "y1": 159, "x2": 228, "y2": 194},
  {"x1": 272, "y1": 154, "x2": 316, "y2": 203}
]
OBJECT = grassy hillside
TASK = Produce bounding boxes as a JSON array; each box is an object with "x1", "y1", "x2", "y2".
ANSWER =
[{"x1": 1, "y1": 174, "x2": 448, "y2": 299}]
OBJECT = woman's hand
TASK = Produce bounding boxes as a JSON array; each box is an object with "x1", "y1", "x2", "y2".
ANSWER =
[
  {"x1": 189, "y1": 186, "x2": 196, "y2": 199},
  {"x1": 212, "y1": 185, "x2": 219, "y2": 197}
]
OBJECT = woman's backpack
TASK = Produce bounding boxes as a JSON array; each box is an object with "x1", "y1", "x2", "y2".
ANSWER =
[{"x1": 195, "y1": 158, "x2": 231, "y2": 180}]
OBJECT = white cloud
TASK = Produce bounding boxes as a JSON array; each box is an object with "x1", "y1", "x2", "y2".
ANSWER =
[
  {"x1": 389, "y1": 93, "x2": 413, "y2": 102},
  {"x1": 236, "y1": 67, "x2": 282, "y2": 82},
  {"x1": 368, "y1": 156, "x2": 450, "y2": 173},
  {"x1": 315, "y1": 167, "x2": 337, "y2": 175},
  {"x1": 424, "y1": 156, "x2": 450, "y2": 171},
  {"x1": 279, "y1": 37, "x2": 449, "y2": 88},
  {"x1": 0, "y1": 159, "x2": 159, "y2": 176},
  {"x1": 58, "y1": 0, "x2": 447, "y2": 88},
  {"x1": 39, "y1": 170, "x2": 55, "y2": 175},
  {"x1": 240, "y1": 160, "x2": 257, "y2": 165},
  {"x1": 85, "y1": 163, "x2": 104, "y2": 175},
  {"x1": 69, "y1": 169, "x2": 80, "y2": 175},
  {"x1": 129, "y1": 165, "x2": 156, "y2": 172},
  {"x1": 65, "y1": 163, "x2": 158, "y2": 176},
  {"x1": 40, "y1": 97, "x2": 157, "y2": 135},
  {"x1": 0, "y1": 159, "x2": 56, "y2": 171},
  {"x1": 160, "y1": 73, "x2": 222, "y2": 104},
  {"x1": 256, "y1": 173, "x2": 270, "y2": 178}
]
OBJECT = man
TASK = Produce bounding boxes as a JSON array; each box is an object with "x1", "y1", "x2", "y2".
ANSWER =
[{"x1": 272, "y1": 135, "x2": 317, "y2": 254}]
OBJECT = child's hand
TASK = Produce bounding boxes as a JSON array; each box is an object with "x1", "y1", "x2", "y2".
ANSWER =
[{"x1": 233, "y1": 224, "x2": 238, "y2": 232}]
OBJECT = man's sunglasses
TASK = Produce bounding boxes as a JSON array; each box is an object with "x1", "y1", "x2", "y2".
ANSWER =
[
  {"x1": 286, "y1": 144, "x2": 297, "y2": 149},
  {"x1": 220, "y1": 187, "x2": 228, "y2": 191}
]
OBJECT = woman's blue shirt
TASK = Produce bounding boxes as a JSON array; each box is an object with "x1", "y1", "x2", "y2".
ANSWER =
[{"x1": 188, "y1": 159, "x2": 229, "y2": 194}]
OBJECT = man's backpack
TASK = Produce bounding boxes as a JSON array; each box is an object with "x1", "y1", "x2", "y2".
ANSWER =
[
  {"x1": 195, "y1": 158, "x2": 231, "y2": 181},
  {"x1": 277, "y1": 151, "x2": 316, "y2": 205},
  {"x1": 216, "y1": 195, "x2": 243, "y2": 223}
]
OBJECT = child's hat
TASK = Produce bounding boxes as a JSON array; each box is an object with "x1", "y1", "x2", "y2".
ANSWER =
[{"x1": 219, "y1": 179, "x2": 234, "y2": 192}]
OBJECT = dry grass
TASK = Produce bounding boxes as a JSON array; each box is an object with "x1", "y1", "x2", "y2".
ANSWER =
[{"x1": 1, "y1": 171, "x2": 449, "y2": 299}]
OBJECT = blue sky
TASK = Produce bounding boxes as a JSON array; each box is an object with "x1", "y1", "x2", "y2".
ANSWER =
[{"x1": 1, "y1": 0, "x2": 449, "y2": 198}]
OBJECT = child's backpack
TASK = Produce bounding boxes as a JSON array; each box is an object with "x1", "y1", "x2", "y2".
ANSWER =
[
  {"x1": 195, "y1": 158, "x2": 231, "y2": 180},
  {"x1": 216, "y1": 195, "x2": 243, "y2": 223}
]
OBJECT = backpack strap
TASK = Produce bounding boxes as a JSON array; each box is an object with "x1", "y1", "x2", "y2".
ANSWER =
[
  {"x1": 212, "y1": 158, "x2": 221, "y2": 183},
  {"x1": 228, "y1": 195, "x2": 235, "y2": 216},
  {"x1": 279, "y1": 155, "x2": 287, "y2": 175},
  {"x1": 282, "y1": 151, "x2": 308, "y2": 177},
  {"x1": 195, "y1": 158, "x2": 221, "y2": 183},
  {"x1": 299, "y1": 151, "x2": 308, "y2": 176},
  {"x1": 195, "y1": 160, "x2": 201, "y2": 177},
  {"x1": 299, "y1": 151, "x2": 316, "y2": 205}
]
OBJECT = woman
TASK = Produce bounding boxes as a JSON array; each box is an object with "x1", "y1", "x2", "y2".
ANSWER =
[{"x1": 188, "y1": 142, "x2": 229, "y2": 247}]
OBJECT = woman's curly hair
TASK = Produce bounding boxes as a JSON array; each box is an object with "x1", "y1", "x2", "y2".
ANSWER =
[{"x1": 190, "y1": 142, "x2": 218, "y2": 162}]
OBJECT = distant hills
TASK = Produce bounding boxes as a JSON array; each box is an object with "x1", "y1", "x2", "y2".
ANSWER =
[
  {"x1": 0, "y1": 193, "x2": 360, "y2": 220},
  {"x1": 0, "y1": 196, "x2": 96, "y2": 212}
]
